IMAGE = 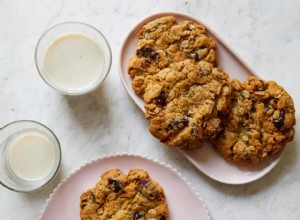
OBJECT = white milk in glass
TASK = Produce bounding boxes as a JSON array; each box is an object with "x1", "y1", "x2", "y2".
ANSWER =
[
  {"x1": 7, "y1": 129, "x2": 56, "y2": 181},
  {"x1": 44, "y1": 34, "x2": 104, "y2": 91}
]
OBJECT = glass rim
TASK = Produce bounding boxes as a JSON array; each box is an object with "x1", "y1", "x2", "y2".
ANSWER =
[
  {"x1": 0, "y1": 120, "x2": 62, "y2": 193},
  {"x1": 34, "y1": 21, "x2": 112, "y2": 96}
]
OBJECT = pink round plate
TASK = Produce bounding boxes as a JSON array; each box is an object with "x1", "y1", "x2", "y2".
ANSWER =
[
  {"x1": 40, "y1": 153, "x2": 210, "y2": 220},
  {"x1": 119, "y1": 12, "x2": 287, "y2": 184}
]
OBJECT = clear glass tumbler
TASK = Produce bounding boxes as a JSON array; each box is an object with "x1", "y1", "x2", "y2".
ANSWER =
[{"x1": 0, "y1": 120, "x2": 61, "y2": 192}]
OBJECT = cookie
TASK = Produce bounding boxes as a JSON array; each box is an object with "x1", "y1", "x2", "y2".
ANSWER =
[
  {"x1": 211, "y1": 76, "x2": 296, "y2": 165},
  {"x1": 143, "y1": 59, "x2": 231, "y2": 150},
  {"x1": 128, "y1": 15, "x2": 217, "y2": 96},
  {"x1": 80, "y1": 169, "x2": 168, "y2": 220}
]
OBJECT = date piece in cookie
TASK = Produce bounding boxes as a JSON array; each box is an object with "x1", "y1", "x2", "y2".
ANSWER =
[
  {"x1": 144, "y1": 60, "x2": 231, "y2": 150},
  {"x1": 128, "y1": 15, "x2": 217, "y2": 96},
  {"x1": 211, "y1": 76, "x2": 296, "y2": 165},
  {"x1": 80, "y1": 169, "x2": 168, "y2": 220}
]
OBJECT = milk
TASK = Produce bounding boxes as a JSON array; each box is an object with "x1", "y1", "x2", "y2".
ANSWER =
[
  {"x1": 7, "y1": 129, "x2": 56, "y2": 181},
  {"x1": 44, "y1": 34, "x2": 104, "y2": 91}
]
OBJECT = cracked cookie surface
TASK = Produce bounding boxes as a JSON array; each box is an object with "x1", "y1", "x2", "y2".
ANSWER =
[
  {"x1": 80, "y1": 169, "x2": 168, "y2": 220},
  {"x1": 128, "y1": 15, "x2": 217, "y2": 96},
  {"x1": 143, "y1": 59, "x2": 231, "y2": 150},
  {"x1": 211, "y1": 76, "x2": 296, "y2": 165}
]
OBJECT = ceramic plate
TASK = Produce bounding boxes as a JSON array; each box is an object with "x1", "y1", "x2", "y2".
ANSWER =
[
  {"x1": 40, "y1": 153, "x2": 210, "y2": 220},
  {"x1": 119, "y1": 12, "x2": 286, "y2": 184}
]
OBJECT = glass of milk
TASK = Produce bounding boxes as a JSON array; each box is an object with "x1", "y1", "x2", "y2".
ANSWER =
[
  {"x1": 0, "y1": 120, "x2": 61, "y2": 192},
  {"x1": 35, "y1": 22, "x2": 112, "y2": 95}
]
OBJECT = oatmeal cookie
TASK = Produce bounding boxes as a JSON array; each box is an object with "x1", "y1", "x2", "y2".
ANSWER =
[
  {"x1": 128, "y1": 15, "x2": 217, "y2": 96},
  {"x1": 80, "y1": 169, "x2": 168, "y2": 220},
  {"x1": 211, "y1": 76, "x2": 296, "y2": 165},
  {"x1": 144, "y1": 59, "x2": 231, "y2": 150}
]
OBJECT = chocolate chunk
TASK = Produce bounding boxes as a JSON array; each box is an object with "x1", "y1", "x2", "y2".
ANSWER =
[
  {"x1": 168, "y1": 118, "x2": 188, "y2": 130},
  {"x1": 157, "y1": 91, "x2": 167, "y2": 107},
  {"x1": 251, "y1": 104, "x2": 256, "y2": 112},
  {"x1": 264, "y1": 103, "x2": 270, "y2": 111},
  {"x1": 90, "y1": 192, "x2": 96, "y2": 202},
  {"x1": 137, "y1": 46, "x2": 159, "y2": 61},
  {"x1": 148, "y1": 190, "x2": 158, "y2": 199},
  {"x1": 273, "y1": 110, "x2": 285, "y2": 129},
  {"x1": 187, "y1": 47, "x2": 206, "y2": 62},
  {"x1": 187, "y1": 49, "x2": 200, "y2": 61},
  {"x1": 138, "y1": 179, "x2": 149, "y2": 192},
  {"x1": 133, "y1": 212, "x2": 143, "y2": 220},
  {"x1": 80, "y1": 199, "x2": 87, "y2": 209},
  {"x1": 160, "y1": 216, "x2": 167, "y2": 220},
  {"x1": 187, "y1": 113, "x2": 193, "y2": 118},
  {"x1": 108, "y1": 179, "x2": 121, "y2": 192}
]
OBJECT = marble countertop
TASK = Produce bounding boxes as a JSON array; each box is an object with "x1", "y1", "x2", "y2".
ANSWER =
[{"x1": 1, "y1": 0, "x2": 299, "y2": 219}]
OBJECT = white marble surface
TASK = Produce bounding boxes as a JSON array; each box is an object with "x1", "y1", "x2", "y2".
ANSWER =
[{"x1": 0, "y1": 0, "x2": 299, "y2": 219}]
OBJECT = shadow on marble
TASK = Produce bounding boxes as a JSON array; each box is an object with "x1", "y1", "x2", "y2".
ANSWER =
[
  {"x1": 159, "y1": 144, "x2": 187, "y2": 163},
  {"x1": 62, "y1": 82, "x2": 111, "y2": 131},
  {"x1": 156, "y1": 142, "x2": 203, "y2": 172},
  {"x1": 23, "y1": 166, "x2": 65, "y2": 202}
]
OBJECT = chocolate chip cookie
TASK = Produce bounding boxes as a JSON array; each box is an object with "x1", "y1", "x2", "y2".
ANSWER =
[
  {"x1": 211, "y1": 76, "x2": 296, "y2": 165},
  {"x1": 143, "y1": 59, "x2": 231, "y2": 150},
  {"x1": 80, "y1": 169, "x2": 168, "y2": 220},
  {"x1": 128, "y1": 15, "x2": 217, "y2": 96}
]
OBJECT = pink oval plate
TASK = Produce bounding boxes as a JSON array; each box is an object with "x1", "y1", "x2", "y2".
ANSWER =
[
  {"x1": 39, "y1": 153, "x2": 210, "y2": 220},
  {"x1": 119, "y1": 12, "x2": 286, "y2": 185}
]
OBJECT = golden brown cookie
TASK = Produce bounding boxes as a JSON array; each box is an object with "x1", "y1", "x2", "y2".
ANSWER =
[
  {"x1": 211, "y1": 76, "x2": 296, "y2": 165},
  {"x1": 144, "y1": 59, "x2": 231, "y2": 150},
  {"x1": 128, "y1": 15, "x2": 217, "y2": 96},
  {"x1": 80, "y1": 169, "x2": 168, "y2": 220}
]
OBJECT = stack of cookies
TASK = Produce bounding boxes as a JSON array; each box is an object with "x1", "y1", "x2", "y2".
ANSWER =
[{"x1": 128, "y1": 15, "x2": 296, "y2": 165}]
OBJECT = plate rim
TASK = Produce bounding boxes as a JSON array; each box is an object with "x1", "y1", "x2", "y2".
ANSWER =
[
  {"x1": 178, "y1": 147, "x2": 286, "y2": 185},
  {"x1": 39, "y1": 152, "x2": 211, "y2": 220},
  {"x1": 118, "y1": 11, "x2": 286, "y2": 185}
]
